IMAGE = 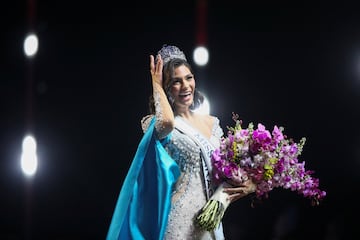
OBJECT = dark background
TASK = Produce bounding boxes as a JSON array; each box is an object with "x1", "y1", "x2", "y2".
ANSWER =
[{"x1": 1, "y1": 0, "x2": 360, "y2": 239}]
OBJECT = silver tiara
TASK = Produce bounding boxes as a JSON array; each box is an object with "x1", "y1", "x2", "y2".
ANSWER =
[{"x1": 157, "y1": 44, "x2": 187, "y2": 65}]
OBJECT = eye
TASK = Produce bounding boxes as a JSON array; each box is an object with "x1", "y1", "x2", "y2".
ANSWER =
[
  {"x1": 186, "y1": 75, "x2": 194, "y2": 80},
  {"x1": 171, "y1": 78, "x2": 181, "y2": 86}
]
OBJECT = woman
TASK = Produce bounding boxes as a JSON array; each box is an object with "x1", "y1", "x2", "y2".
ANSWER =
[{"x1": 107, "y1": 45, "x2": 255, "y2": 240}]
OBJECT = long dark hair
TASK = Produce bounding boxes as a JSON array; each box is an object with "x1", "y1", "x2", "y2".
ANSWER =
[{"x1": 149, "y1": 58, "x2": 204, "y2": 114}]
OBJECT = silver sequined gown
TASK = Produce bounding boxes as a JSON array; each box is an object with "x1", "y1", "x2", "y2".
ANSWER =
[{"x1": 161, "y1": 116, "x2": 225, "y2": 240}]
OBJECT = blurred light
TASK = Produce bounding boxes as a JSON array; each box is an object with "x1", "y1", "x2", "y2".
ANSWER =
[
  {"x1": 21, "y1": 135, "x2": 38, "y2": 177},
  {"x1": 193, "y1": 46, "x2": 209, "y2": 66},
  {"x1": 193, "y1": 95, "x2": 210, "y2": 115},
  {"x1": 23, "y1": 33, "x2": 38, "y2": 57}
]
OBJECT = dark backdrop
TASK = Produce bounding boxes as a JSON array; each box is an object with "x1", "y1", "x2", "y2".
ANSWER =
[{"x1": 1, "y1": 1, "x2": 359, "y2": 239}]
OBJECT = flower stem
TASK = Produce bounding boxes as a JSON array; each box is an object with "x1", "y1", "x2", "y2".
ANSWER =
[
  {"x1": 196, "y1": 199, "x2": 225, "y2": 231},
  {"x1": 195, "y1": 182, "x2": 231, "y2": 231}
]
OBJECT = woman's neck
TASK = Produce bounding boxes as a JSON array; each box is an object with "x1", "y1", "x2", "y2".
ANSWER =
[{"x1": 176, "y1": 110, "x2": 193, "y2": 119}]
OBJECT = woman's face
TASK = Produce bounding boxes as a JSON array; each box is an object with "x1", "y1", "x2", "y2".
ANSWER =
[{"x1": 170, "y1": 64, "x2": 195, "y2": 111}]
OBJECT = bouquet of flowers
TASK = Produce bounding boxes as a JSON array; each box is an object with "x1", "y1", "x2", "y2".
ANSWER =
[{"x1": 195, "y1": 113, "x2": 326, "y2": 231}]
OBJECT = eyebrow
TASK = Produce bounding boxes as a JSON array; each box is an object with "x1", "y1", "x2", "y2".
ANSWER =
[{"x1": 172, "y1": 73, "x2": 194, "y2": 81}]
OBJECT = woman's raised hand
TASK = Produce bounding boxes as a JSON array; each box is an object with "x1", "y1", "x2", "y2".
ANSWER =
[{"x1": 150, "y1": 54, "x2": 163, "y2": 86}]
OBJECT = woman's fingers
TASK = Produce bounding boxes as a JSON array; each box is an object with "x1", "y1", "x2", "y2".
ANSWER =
[
  {"x1": 226, "y1": 190, "x2": 247, "y2": 202},
  {"x1": 149, "y1": 54, "x2": 163, "y2": 86},
  {"x1": 223, "y1": 187, "x2": 244, "y2": 194},
  {"x1": 150, "y1": 54, "x2": 162, "y2": 73},
  {"x1": 227, "y1": 192, "x2": 243, "y2": 202},
  {"x1": 149, "y1": 55, "x2": 155, "y2": 74},
  {"x1": 155, "y1": 54, "x2": 163, "y2": 74},
  {"x1": 223, "y1": 187, "x2": 245, "y2": 202},
  {"x1": 150, "y1": 54, "x2": 163, "y2": 84},
  {"x1": 223, "y1": 180, "x2": 257, "y2": 203},
  {"x1": 227, "y1": 179, "x2": 246, "y2": 187}
]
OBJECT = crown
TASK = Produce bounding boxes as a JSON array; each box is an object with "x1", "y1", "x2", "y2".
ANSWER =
[{"x1": 157, "y1": 44, "x2": 187, "y2": 65}]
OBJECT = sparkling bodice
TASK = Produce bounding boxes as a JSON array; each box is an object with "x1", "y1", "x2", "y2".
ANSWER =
[{"x1": 162, "y1": 116, "x2": 224, "y2": 240}]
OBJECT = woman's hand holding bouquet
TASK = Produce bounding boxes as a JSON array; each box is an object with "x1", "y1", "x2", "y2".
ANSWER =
[{"x1": 196, "y1": 113, "x2": 326, "y2": 231}]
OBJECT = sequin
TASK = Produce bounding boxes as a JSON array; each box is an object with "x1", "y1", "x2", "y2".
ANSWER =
[
  {"x1": 163, "y1": 117, "x2": 224, "y2": 240},
  {"x1": 141, "y1": 115, "x2": 225, "y2": 240}
]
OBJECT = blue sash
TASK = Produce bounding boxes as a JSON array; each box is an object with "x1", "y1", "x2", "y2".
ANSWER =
[{"x1": 106, "y1": 118, "x2": 180, "y2": 240}]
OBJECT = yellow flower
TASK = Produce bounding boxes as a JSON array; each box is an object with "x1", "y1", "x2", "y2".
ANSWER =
[
  {"x1": 269, "y1": 157, "x2": 278, "y2": 165},
  {"x1": 263, "y1": 158, "x2": 277, "y2": 180},
  {"x1": 232, "y1": 142, "x2": 238, "y2": 160}
]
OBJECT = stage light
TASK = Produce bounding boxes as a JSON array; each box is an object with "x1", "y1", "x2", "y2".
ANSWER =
[
  {"x1": 193, "y1": 46, "x2": 209, "y2": 66},
  {"x1": 20, "y1": 135, "x2": 38, "y2": 177},
  {"x1": 193, "y1": 95, "x2": 210, "y2": 115},
  {"x1": 23, "y1": 33, "x2": 38, "y2": 58}
]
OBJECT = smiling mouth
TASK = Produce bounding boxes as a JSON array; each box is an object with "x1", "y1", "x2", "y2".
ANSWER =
[
  {"x1": 175, "y1": 91, "x2": 192, "y2": 105},
  {"x1": 178, "y1": 92, "x2": 192, "y2": 100},
  {"x1": 179, "y1": 92, "x2": 191, "y2": 97}
]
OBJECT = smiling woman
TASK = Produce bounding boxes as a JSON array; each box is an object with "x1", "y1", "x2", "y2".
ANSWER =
[
  {"x1": 106, "y1": 45, "x2": 256, "y2": 240},
  {"x1": 2, "y1": 1, "x2": 360, "y2": 239}
]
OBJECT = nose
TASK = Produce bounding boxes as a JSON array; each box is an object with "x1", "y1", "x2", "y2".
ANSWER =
[{"x1": 181, "y1": 79, "x2": 190, "y2": 88}]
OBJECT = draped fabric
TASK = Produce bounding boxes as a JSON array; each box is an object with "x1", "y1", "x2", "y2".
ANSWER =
[{"x1": 106, "y1": 118, "x2": 180, "y2": 240}]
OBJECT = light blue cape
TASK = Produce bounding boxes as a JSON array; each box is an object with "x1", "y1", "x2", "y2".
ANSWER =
[{"x1": 106, "y1": 118, "x2": 180, "y2": 240}]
